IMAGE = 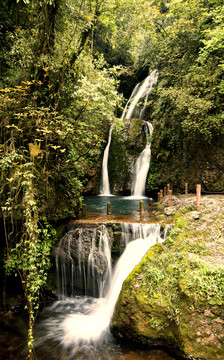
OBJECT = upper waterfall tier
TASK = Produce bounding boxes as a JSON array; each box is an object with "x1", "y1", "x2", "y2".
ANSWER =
[
  {"x1": 121, "y1": 70, "x2": 158, "y2": 120},
  {"x1": 100, "y1": 70, "x2": 158, "y2": 196}
]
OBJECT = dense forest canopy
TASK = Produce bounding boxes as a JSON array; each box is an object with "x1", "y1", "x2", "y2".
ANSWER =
[{"x1": 0, "y1": 0, "x2": 224, "y2": 357}]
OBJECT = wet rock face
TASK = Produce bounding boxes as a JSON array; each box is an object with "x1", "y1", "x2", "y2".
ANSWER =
[
  {"x1": 112, "y1": 195, "x2": 224, "y2": 360},
  {"x1": 108, "y1": 119, "x2": 148, "y2": 195},
  {"x1": 83, "y1": 118, "x2": 148, "y2": 195},
  {"x1": 55, "y1": 225, "x2": 114, "y2": 295},
  {"x1": 56, "y1": 223, "x2": 125, "y2": 259},
  {"x1": 55, "y1": 228, "x2": 96, "y2": 262},
  {"x1": 54, "y1": 223, "x2": 128, "y2": 296}
]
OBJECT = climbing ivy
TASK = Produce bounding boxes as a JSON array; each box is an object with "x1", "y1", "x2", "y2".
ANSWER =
[
  {"x1": 2, "y1": 160, "x2": 57, "y2": 357},
  {"x1": 0, "y1": 80, "x2": 79, "y2": 358}
]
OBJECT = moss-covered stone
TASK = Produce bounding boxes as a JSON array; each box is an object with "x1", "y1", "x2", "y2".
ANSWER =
[{"x1": 112, "y1": 195, "x2": 224, "y2": 360}]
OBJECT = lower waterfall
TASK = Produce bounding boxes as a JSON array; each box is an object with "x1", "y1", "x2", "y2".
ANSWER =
[{"x1": 35, "y1": 223, "x2": 166, "y2": 358}]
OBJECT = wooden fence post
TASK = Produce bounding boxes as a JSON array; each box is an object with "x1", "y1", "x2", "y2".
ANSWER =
[
  {"x1": 107, "y1": 201, "x2": 111, "y2": 215},
  {"x1": 160, "y1": 189, "x2": 163, "y2": 203},
  {"x1": 168, "y1": 189, "x2": 172, "y2": 207},
  {"x1": 196, "y1": 184, "x2": 201, "y2": 211},
  {"x1": 140, "y1": 200, "x2": 144, "y2": 215},
  {"x1": 185, "y1": 183, "x2": 188, "y2": 195}
]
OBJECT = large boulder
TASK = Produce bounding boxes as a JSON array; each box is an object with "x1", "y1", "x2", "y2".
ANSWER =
[{"x1": 112, "y1": 195, "x2": 224, "y2": 360}]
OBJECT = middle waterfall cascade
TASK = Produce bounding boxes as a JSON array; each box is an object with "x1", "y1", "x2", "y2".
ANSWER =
[
  {"x1": 131, "y1": 121, "x2": 153, "y2": 197},
  {"x1": 100, "y1": 126, "x2": 113, "y2": 196},
  {"x1": 100, "y1": 69, "x2": 158, "y2": 196},
  {"x1": 40, "y1": 222, "x2": 166, "y2": 355}
]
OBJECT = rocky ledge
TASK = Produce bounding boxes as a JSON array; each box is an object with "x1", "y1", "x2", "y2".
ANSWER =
[{"x1": 112, "y1": 194, "x2": 224, "y2": 360}]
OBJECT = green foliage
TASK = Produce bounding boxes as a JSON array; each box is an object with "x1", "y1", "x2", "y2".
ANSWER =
[
  {"x1": 1, "y1": 0, "x2": 224, "y2": 355},
  {"x1": 180, "y1": 261, "x2": 224, "y2": 306},
  {"x1": 143, "y1": 251, "x2": 224, "y2": 325},
  {"x1": 138, "y1": 207, "x2": 224, "y2": 327},
  {"x1": 1, "y1": 82, "x2": 80, "y2": 211},
  {"x1": 130, "y1": 0, "x2": 224, "y2": 165},
  {"x1": 146, "y1": 166, "x2": 159, "y2": 192},
  {"x1": 0, "y1": 67, "x2": 121, "y2": 356},
  {"x1": 3, "y1": 163, "x2": 57, "y2": 355}
]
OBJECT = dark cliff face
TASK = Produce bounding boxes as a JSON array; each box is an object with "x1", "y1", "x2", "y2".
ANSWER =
[{"x1": 149, "y1": 132, "x2": 224, "y2": 194}]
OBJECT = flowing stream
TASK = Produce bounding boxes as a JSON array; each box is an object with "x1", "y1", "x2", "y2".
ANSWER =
[
  {"x1": 34, "y1": 223, "x2": 175, "y2": 360},
  {"x1": 60, "y1": 233, "x2": 161, "y2": 346}
]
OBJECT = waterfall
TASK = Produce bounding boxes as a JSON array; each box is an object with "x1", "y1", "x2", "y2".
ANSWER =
[
  {"x1": 60, "y1": 236, "x2": 159, "y2": 347},
  {"x1": 131, "y1": 122, "x2": 153, "y2": 197},
  {"x1": 40, "y1": 223, "x2": 165, "y2": 355},
  {"x1": 123, "y1": 71, "x2": 158, "y2": 197},
  {"x1": 122, "y1": 70, "x2": 158, "y2": 120},
  {"x1": 121, "y1": 221, "x2": 160, "y2": 246},
  {"x1": 100, "y1": 126, "x2": 113, "y2": 196},
  {"x1": 100, "y1": 70, "x2": 158, "y2": 196}
]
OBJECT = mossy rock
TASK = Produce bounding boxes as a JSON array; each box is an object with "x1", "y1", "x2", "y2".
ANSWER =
[{"x1": 112, "y1": 196, "x2": 224, "y2": 360}]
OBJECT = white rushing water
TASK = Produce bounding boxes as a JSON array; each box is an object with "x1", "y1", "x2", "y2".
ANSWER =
[
  {"x1": 39, "y1": 223, "x2": 163, "y2": 356},
  {"x1": 60, "y1": 224, "x2": 162, "y2": 348},
  {"x1": 100, "y1": 126, "x2": 113, "y2": 196},
  {"x1": 122, "y1": 70, "x2": 158, "y2": 120},
  {"x1": 131, "y1": 122, "x2": 153, "y2": 198},
  {"x1": 121, "y1": 222, "x2": 159, "y2": 245}
]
